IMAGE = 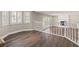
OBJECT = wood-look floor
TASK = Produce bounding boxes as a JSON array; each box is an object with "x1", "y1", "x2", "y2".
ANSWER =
[{"x1": 3, "y1": 30, "x2": 78, "y2": 47}]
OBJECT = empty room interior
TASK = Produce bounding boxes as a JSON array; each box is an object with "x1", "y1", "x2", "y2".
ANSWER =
[{"x1": 0, "y1": 11, "x2": 79, "y2": 47}]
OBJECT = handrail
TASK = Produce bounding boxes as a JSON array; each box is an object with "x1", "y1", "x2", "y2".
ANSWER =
[{"x1": 50, "y1": 26, "x2": 79, "y2": 45}]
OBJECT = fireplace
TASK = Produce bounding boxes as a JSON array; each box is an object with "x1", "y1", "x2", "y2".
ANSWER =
[{"x1": 60, "y1": 21, "x2": 67, "y2": 26}]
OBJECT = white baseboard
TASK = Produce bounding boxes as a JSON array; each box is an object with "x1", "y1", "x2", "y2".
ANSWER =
[
  {"x1": 1, "y1": 27, "x2": 79, "y2": 46},
  {"x1": 1, "y1": 29, "x2": 33, "y2": 40}
]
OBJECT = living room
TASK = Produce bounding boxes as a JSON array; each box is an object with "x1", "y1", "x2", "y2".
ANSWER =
[{"x1": 0, "y1": 11, "x2": 79, "y2": 47}]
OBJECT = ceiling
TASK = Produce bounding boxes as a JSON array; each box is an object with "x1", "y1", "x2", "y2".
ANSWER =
[{"x1": 36, "y1": 11, "x2": 79, "y2": 15}]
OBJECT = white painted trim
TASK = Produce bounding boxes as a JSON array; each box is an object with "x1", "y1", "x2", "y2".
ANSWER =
[
  {"x1": 1, "y1": 29, "x2": 33, "y2": 40},
  {"x1": 0, "y1": 26, "x2": 79, "y2": 46},
  {"x1": 41, "y1": 31, "x2": 79, "y2": 46},
  {"x1": 0, "y1": 38, "x2": 5, "y2": 43}
]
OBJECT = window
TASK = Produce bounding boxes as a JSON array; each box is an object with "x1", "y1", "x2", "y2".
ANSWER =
[
  {"x1": 16, "y1": 11, "x2": 22, "y2": 24},
  {"x1": 43, "y1": 16, "x2": 47, "y2": 26},
  {"x1": 23, "y1": 12, "x2": 31, "y2": 23},
  {"x1": 42, "y1": 16, "x2": 53, "y2": 28},
  {"x1": 1, "y1": 11, "x2": 31, "y2": 25},
  {"x1": 10, "y1": 11, "x2": 17, "y2": 24},
  {"x1": 43, "y1": 16, "x2": 51, "y2": 28},
  {"x1": 10, "y1": 11, "x2": 23, "y2": 24},
  {"x1": 2, "y1": 11, "x2": 9, "y2": 26}
]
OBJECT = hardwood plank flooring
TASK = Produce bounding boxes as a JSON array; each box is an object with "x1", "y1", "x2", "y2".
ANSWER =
[{"x1": 3, "y1": 30, "x2": 78, "y2": 47}]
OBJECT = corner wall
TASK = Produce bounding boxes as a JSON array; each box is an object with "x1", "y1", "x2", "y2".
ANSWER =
[
  {"x1": 31, "y1": 12, "x2": 43, "y2": 31},
  {"x1": 31, "y1": 12, "x2": 56, "y2": 31}
]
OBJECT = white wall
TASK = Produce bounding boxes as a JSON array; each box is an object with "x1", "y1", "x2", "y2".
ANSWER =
[
  {"x1": 31, "y1": 12, "x2": 55, "y2": 31},
  {"x1": 51, "y1": 14, "x2": 79, "y2": 28},
  {"x1": 31, "y1": 12, "x2": 43, "y2": 31},
  {"x1": 69, "y1": 15, "x2": 79, "y2": 28},
  {"x1": 52, "y1": 15, "x2": 69, "y2": 27}
]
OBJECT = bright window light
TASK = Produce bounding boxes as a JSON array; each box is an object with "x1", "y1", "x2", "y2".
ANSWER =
[{"x1": 2, "y1": 11, "x2": 9, "y2": 26}]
